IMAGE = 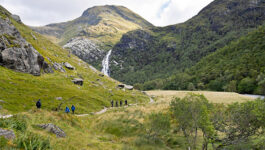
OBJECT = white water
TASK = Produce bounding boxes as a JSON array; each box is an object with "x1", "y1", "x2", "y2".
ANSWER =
[{"x1": 101, "y1": 50, "x2": 112, "y2": 76}]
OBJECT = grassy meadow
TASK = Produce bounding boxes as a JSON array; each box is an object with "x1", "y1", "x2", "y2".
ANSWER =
[{"x1": 2, "y1": 90, "x2": 262, "y2": 150}]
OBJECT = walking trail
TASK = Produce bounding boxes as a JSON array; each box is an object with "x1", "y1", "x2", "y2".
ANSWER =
[
  {"x1": 1, "y1": 96, "x2": 155, "y2": 118},
  {"x1": 76, "y1": 95, "x2": 155, "y2": 117},
  {"x1": 0, "y1": 114, "x2": 13, "y2": 119}
]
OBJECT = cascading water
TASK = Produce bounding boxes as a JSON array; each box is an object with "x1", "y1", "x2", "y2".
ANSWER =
[{"x1": 101, "y1": 50, "x2": 112, "y2": 76}]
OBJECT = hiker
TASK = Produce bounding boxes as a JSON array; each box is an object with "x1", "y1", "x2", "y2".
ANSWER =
[
  {"x1": 65, "y1": 106, "x2": 70, "y2": 113},
  {"x1": 36, "y1": 99, "x2": 41, "y2": 109},
  {"x1": 120, "y1": 100, "x2": 123, "y2": 107},
  {"x1": 71, "y1": 105, "x2": 75, "y2": 114},
  {"x1": 111, "y1": 100, "x2": 114, "y2": 107},
  {"x1": 115, "y1": 101, "x2": 118, "y2": 107},
  {"x1": 125, "y1": 100, "x2": 128, "y2": 106}
]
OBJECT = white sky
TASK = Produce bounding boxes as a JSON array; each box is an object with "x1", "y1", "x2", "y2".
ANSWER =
[{"x1": 0, "y1": 0, "x2": 214, "y2": 27}]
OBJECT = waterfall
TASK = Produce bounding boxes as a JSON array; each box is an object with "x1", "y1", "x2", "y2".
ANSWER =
[{"x1": 101, "y1": 50, "x2": 112, "y2": 76}]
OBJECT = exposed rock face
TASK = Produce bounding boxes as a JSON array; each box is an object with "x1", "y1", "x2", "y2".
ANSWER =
[
  {"x1": 53, "y1": 62, "x2": 65, "y2": 72},
  {"x1": 64, "y1": 62, "x2": 75, "y2": 70},
  {"x1": 0, "y1": 128, "x2": 16, "y2": 140},
  {"x1": 0, "y1": 17, "x2": 49, "y2": 76},
  {"x1": 37, "y1": 123, "x2": 66, "y2": 138},
  {"x1": 63, "y1": 38, "x2": 105, "y2": 66},
  {"x1": 42, "y1": 61, "x2": 54, "y2": 73},
  {"x1": 72, "y1": 78, "x2": 83, "y2": 86},
  {"x1": 11, "y1": 14, "x2": 21, "y2": 23}
]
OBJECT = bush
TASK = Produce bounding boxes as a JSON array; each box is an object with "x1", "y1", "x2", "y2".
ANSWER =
[
  {"x1": 0, "y1": 115, "x2": 27, "y2": 132},
  {"x1": 99, "y1": 116, "x2": 143, "y2": 137},
  {"x1": 0, "y1": 136, "x2": 8, "y2": 148},
  {"x1": 15, "y1": 132, "x2": 51, "y2": 150}
]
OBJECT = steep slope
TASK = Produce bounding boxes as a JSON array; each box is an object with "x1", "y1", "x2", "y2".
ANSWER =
[
  {"x1": 139, "y1": 25, "x2": 265, "y2": 95},
  {"x1": 32, "y1": 5, "x2": 153, "y2": 69},
  {"x1": 110, "y1": 0, "x2": 265, "y2": 85},
  {"x1": 0, "y1": 5, "x2": 149, "y2": 113}
]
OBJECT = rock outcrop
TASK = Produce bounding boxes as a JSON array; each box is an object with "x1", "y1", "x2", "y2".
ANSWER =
[
  {"x1": 0, "y1": 128, "x2": 16, "y2": 140},
  {"x1": 11, "y1": 14, "x2": 21, "y2": 23},
  {"x1": 72, "y1": 78, "x2": 83, "y2": 86},
  {"x1": 63, "y1": 37, "x2": 105, "y2": 66},
  {"x1": 64, "y1": 62, "x2": 75, "y2": 70},
  {"x1": 0, "y1": 17, "x2": 51, "y2": 76},
  {"x1": 53, "y1": 62, "x2": 65, "y2": 72},
  {"x1": 37, "y1": 123, "x2": 66, "y2": 138}
]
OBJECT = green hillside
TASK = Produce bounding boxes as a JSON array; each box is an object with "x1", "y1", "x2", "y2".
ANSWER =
[
  {"x1": 138, "y1": 25, "x2": 265, "y2": 95},
  {"x1": 110, "y1": 0, "x2": 265, "y2": 85},
  {"x1": 0, "y1": 5, "x2": 149, "y2": 114}
]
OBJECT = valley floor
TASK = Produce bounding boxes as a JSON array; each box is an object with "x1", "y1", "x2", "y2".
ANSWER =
[{"x1": 0, "y1": 91, "x2": 256, "y2": 150}]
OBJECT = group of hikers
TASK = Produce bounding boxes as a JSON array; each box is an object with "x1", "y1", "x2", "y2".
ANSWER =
[
  {"x1": 36, "y1": 99, "x2": 129, "y2": 114},
  {"x1": 111, "y1": 100, "x2": 128, "y2": 107},
  {"x1": 36, "y1": 99, "x2": 75, "y2": 114}
]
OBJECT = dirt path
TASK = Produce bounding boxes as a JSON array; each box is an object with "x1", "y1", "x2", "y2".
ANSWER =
[
  {"x1": 76, "y1": 94, "x2": 155, "y2": 117},
  {"x1": 0, "y1": 114, "x2": 13, "y2": 119}
]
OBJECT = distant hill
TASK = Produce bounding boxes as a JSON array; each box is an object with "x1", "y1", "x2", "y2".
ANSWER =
[
  {"x1": 139, "y1": 25, "x2": 265, "y2": 95},
  {"x1": 32, "y1": 5, "x2": 153, "y2": 69},
  {"x1": 110, "y1": 0, "x2": 265, "y2": 85},
  {"x1": 0, "y1": 5, "x2": 148, "y2": 113}
]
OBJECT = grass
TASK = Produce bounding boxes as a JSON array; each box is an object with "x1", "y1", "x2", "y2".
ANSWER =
[
  {"x1": 1, "y1": 90, "x2": 256, "y2": 149},
  {"x1": 0, "y1": 8, "x2": 149, "y2": 114},
  {"x1": 146, "y1": 90, "x2": 254, "y2": 104}
]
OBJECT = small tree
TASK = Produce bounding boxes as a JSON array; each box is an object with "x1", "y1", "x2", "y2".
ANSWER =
[
  {"x1": 170, "y1": 93, "x2": 214, "y2": 150},
  {"x1": 145, "y1": 112, "x2": 170, "y2": 143}
]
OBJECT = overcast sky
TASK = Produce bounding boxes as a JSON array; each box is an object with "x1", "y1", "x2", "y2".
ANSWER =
[{"x1": 0, "y1": 0, "x2": 214, "y2": 27}]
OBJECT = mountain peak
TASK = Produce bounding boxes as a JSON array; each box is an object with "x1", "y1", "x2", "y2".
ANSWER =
[{"x1": 81, "y1": 5, "x2": 125, "y2": 17}]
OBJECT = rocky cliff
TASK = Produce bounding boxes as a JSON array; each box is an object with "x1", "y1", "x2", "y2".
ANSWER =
[{"x1": 0, "y1": 14, "x2": 52, "y2": 75}]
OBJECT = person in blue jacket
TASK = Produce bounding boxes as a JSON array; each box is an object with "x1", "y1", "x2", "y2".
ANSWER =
[
  {"x1": 71, "y1": 105, "x2": 75, "y2": 114},
  {"x1": 36, "y1": 99, "x2": 41, "y2": 109},
  {"x1": 65, "y1": 106, "x2": 70, "y2": 113}
]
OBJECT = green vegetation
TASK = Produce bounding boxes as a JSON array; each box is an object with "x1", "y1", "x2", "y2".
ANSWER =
[
  {"x1": 140, "y1": 25, "x2": 265, "y2": 95},
  {"x1": 0, "y1": 5, "x2": 149, "y2": 114},
  {"x1": 2, "y1": 92, "x2": 263, "y2": 150},
  {"x1": 111, "y1": 0, "x2": 265, "y2": 87}
]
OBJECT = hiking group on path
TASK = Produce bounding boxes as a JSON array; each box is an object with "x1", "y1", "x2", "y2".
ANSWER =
[
  {"x1": 111, "y1": 100, "x2": 128, "y2": 107},
  {"x1": 36, "y1": 99, "x2": 76, "y2": 114},
  {"x1": 35, "y1": 99, "x2": 129, "y2": 115}
]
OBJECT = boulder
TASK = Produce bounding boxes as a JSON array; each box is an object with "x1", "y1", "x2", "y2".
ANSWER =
[
  {"x1": 125, "y1": 85, "x2": 134, "y2": 90},
  {"x1": 0, "y1": 17, "x2": 46, "y2": 76},
  {"x1": 0, "y1": 100, "x2": 5, "y2": 103},
  {"x1": 0, "y1": 128, "x2": 16, "y2": 140},
  {"x1": 99, "y1": 74, "x2": 104, "y2": 77},
  {"x1": 37, "y1": 123, "x2": 66, "y2": 138},
  {"x1": 55, "y1": 97, "x2": 62, "y2": 100},
  {"x1": 64, "y1": 62, "x2": 75, "y2": 70},
  {"x1": 72, "y1": 78, "x2": 83, "y2": 86},
  {"x1": 117, "y1": 84, "x2": 125, "y2": 88},
  {"x1": 42, "y1": 61, "x2": 54, "y2": 73},
  {"x1": 11, "y1": 14, "x2": 21, "y2": 23},
  {"x1": 53, "y1": 62, "x2": 65, "y2": 72}
]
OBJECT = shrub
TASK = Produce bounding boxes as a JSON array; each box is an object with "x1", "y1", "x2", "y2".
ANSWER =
[
  {"x1": 15, "y1": 132, "x2": 51, "y2": 150},
  {"x1": 0, "y1": 136, "x2": 8, "y2": 148},
  {"x1": 0, "y1": 115, "x2": 27, "y2": 132}
]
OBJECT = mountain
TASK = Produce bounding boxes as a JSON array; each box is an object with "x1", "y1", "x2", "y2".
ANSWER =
[
  {"x1": 138, "y1": 25, "x2": 265, "y2": 95},
  {"x1": 0, "y1": 5, "x2": 148, "y2": 113},
  {"x1": 110, "y1": 0, "x2": 265, "y2": 85},
  {"x1": 32, "y1": 5, "x2": 153, "y2": 69}
]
